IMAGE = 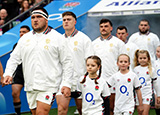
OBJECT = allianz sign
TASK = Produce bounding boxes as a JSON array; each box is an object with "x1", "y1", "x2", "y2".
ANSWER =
[{"x1": 106, "y1": 0, "x2": 160, "y2": 6}]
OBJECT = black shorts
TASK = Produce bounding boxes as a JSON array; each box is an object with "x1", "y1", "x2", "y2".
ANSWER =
[{"x1": 12, "y1": 64, "x2": 24, "y2": 85}]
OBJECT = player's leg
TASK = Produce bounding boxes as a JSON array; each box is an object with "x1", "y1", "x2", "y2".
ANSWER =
[
  {"x1": 30, "y1": 108, "x2": 36, "y2": 115},
  {"x1": 36, "y1": 92, "x2": 56, "y2": 115},
  {"x1": 110, "y1": 93, "x2": 115, "y2": 115},
  {"x1": 142, "y1": 104, "x2": 150, "y2": 115},
  {"x1": 36, "y1": 101, "x2": 52, "y2": 115},
  {"x1": 12, "y1": 84, "x2": 23, "y2": 115},
  {"x1": 74, "y1": 98, "x2": 82, "y2": 115},
  {"x1": 56, "y1": 94, "x2": 71, "y2": 115}
]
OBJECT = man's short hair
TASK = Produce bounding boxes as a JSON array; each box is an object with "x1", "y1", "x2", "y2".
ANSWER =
[
  {"x1": 62, "y1": 11, "x2": 77, "y2": 20},
  {"x1": 99, "y1": 18, "x2": 112, "y2": 27},
  {"x1": 140, "y1": 19, "x2": 149, "y2": 25},
  {"x1": 20, "y1": 25, "x2": 30, "y2": 31},
  {"x1": 116, "y1": 26, "x2": 128, "y2": 33}
]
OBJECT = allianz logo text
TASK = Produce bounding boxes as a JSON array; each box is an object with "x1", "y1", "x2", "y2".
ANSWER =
[{"x1": 106, "y1": 0, "x2": 160, "y2": 6}]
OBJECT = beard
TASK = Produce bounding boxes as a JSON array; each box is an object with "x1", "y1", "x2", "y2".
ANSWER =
[
  {"x1": 32, "y1": 24, "x2": 47, "y2": 33},
  {"x1": 139, "y1": 28, "x2": 149, "y2": 34}
]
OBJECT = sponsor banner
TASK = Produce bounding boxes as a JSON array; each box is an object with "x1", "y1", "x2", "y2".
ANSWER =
[{"x1": 88, "y1": 0, "x2": 160, "y2": 16}]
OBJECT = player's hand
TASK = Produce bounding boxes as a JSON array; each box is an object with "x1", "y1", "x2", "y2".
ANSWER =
[
  {"x1": 61, "y1": 86, "x2": 71, "y2": 98},
  {"x1": 157, "y1": 97, "x2": 160, "y2": 104},
  {"x1": 3, "y1": 76, "x2": 12, "y2": 86},
  {"x1": 137, "y1": 105, "x2": 143, "y2": 114},
  {"x1": 155, "y1": 100, "x2": 160, "y2": 109}
]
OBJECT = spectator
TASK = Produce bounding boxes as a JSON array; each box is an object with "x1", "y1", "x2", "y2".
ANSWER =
[
  {"x1": 1, "y1": 0, "x2": 19, "y2": 19},
  {"x1": 28, "y1": 0, "x2": 34, "y2": 6},
  {"x1": 19, "y1": 0, "x2": 30, "y2": 22},
  {"x1": 0, "y1": 8, "x2": 13, "y2": 34},
  {"x1": 32, "y1": 0, "x2": 47, "y2": 7}
]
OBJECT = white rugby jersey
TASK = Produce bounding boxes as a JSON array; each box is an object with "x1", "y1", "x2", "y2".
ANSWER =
[
  {"x1": 128, "y1": 32, "x2": 160, "y2": 65},
  {"x1": 133, "y1": 66, "x2": 158, "y2": 98},
  {"x1": 4, "y1": 27, "x2": 73, "y2": 92},
  {"x1": 108, "y1": 71, "x2": 141, "y2": 113},
  {"x1": 77, "y1": 76, "x2": 110, "y2": 115},
  {"x1": 154, "y1": 59, "x2": 160, "y2": 96},
  {"x1": 92, "y1": 35, "x2": 125, "y2": 81},
  {"x1": 124, "y1": 42, "x2": 139, "y2": 70},
  {"x1": 64, "y1": 29, "x2": 94, "y2": 87}
]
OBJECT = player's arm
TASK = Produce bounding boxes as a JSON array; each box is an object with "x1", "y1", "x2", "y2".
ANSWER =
[
  {"x1": 151, "y1": 70, "x2": 160, "y2": 103},
  {"x1": 135, "y1": 87, "x2": 143, "y2": 114},
  {"x1": 59, "y1": 38, "x2": 73, "y2": 97},
  {"x1": 0, "y1": 61, "x2": 4, "y2": 85}
]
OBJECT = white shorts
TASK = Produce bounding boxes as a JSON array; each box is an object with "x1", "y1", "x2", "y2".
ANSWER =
[
  {"x1": 114, "y1": 111, "x2": 133, "y2": 115},
  {"x1": 56, "y1": 84, "x2": 77, "y2": 95},
  {"x1": 26, "y1": 91, "x2": 56, "y2": 109},
  {"x1": 135, "y1": 97, "x2": 151, "y2": 105},
  {"x1": 56, "y1": 85, "x2": 82, "y2": 99}
]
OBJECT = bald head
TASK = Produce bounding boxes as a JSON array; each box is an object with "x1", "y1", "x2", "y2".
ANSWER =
[{"x1": 0, "y1": 9, "x2": 8, "y2": 20}]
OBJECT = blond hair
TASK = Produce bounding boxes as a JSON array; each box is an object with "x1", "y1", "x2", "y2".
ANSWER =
[{"x1": 133, "y1": 49, "x2": 152, "y2": 77}]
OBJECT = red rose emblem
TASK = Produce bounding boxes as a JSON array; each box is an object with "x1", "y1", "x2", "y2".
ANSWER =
[
  {"x1": 146, "y1": 71, "x2": 149, "y2": 75},
  {"x1": 113, "y1": 87, "x2": 115, "y2": 91},
  {"x1": 146, "y1": 98, "x2": 149, "y2": 101},
  {"x1": 127, "y1": 78, "x2": 131, "y2": 83},
  {"x1": 95, "y1": 85, "x2": 99, "y2": 90},
  {"x1": 45, "y1": 95, "x2": 50, "y2": 100},
  {"x1": 129, "y1": 111, "x2": 132, "y2": 115}
]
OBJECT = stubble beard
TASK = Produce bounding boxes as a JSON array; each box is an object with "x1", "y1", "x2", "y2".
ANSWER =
[{"x1": 33, "y1": 24, "x2": 47, "y2": 33}]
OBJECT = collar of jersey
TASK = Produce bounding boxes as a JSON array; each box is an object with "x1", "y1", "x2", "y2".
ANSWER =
[
  {"x1": 32, "y1": 26, "x2": 52, "y2": 35},
  {"x1": 100, "y1": 35, "x2": 112, "y2": 41},
  {"x1": 65, "y1": 29, "x2": 78, "y2": 38},
  {"x1": 139, "y1": 31, "x2": 150, "y2": 35}
]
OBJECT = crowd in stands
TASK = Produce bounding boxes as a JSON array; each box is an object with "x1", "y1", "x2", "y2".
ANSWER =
[{"x1": 0, "y1": 0, "x2": 53, "y2": 35}]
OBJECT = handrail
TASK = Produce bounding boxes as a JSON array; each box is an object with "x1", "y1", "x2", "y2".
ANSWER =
[{"x1": 0, "y1": 0, "x2": 48, "y2": 29}]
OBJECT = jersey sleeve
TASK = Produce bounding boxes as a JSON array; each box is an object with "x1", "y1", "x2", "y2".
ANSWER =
[
  {"x1": 133, "y1": 73, "x2": 141, "y2": 90},
  {"x1": 151, "y1": 68, "x2": 157, "y2": 80},
  {"x1": 102, "y1": 80, "x2": 111, "y2": 97},
  {"x1": 76, "y1": 77, "x2": 82, "y2": 92},
  {"x1": 107, "y1": 74, "x2": 115, "y2": 87}
]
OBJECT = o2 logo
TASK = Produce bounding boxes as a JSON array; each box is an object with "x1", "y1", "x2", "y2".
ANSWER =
[
  {"x1": 139, "y1": 77, "x2": 147, "y2": 86},
  {"x1": 120, "y1": 85, "x2": 129, "y2": 96},
  {"x1": 85, "y1": 93, "x2": 95, "y2": 105},
  {"x1": 157, "y1": 69, "x2": 160, "y2": 76}
]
